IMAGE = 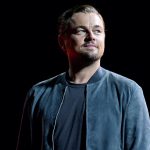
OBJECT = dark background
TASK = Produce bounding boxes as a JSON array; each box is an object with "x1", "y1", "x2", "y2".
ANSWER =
[{"x1": 2, "y1": 0, "x2": 149, "y2": 149}]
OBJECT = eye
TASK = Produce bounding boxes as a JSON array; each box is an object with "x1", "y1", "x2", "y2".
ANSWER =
[
  {"x1": 71, "y1": 27, "x2": 87, "y2": 35},
  {"x1": 93, "y1": 30, "x2": 101, "y2": 34},
  {"x1": 75, "y1": 29, "x2": 86, "y2": 35}
]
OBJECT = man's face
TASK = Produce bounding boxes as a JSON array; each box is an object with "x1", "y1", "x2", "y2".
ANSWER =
[{"x1": 62, "y1": 12, "x2": 105, "y2": 62}]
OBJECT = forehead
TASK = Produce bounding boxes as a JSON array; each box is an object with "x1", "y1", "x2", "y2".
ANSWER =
[{"x1": 69, "y1": 12, "x2": 104, "y2": 28}]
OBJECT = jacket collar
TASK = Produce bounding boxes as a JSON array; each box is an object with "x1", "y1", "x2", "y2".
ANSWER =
[{"x1": 61, "y1": 67, "x2": 105, "y2": 85}]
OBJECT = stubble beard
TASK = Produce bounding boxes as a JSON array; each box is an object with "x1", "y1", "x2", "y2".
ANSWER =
[{"x1": 78, "y1": 50, "x2": 102, "y2": 66}]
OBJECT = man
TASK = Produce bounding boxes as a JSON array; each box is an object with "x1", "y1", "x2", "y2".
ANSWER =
[{"x1": 16, "y1": 5, "x2": 150, "y2": 150}]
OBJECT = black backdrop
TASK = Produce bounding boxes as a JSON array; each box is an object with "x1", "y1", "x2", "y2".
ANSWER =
[{"x1": 3, "y1": 0, "x2": 149, "y2": 149}]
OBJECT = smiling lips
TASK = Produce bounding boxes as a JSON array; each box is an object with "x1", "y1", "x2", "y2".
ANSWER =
[{"x1": 83, "y1": 43, "x2": 97, "y2": 48}]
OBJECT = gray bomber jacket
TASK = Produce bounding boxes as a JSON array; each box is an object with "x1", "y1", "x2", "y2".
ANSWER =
[{"x1": 17, "y1": 67, "x2": 150, "y2": 150}]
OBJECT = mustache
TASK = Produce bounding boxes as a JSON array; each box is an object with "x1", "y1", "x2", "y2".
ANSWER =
[{"x1": 82, "y1": 42, "x2": 97, "y2": 47}]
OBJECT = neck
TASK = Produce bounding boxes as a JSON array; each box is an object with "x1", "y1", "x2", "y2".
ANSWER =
[{"x1": 68, "y1": 60, "x2": 100, "y2": 84}]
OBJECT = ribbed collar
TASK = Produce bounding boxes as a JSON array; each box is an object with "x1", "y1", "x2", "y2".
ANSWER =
[{"x1": 65, "y1": 67, "x2": 104, "y2": 85}]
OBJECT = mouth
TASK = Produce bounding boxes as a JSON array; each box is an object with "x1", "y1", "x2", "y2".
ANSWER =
[
  {"x1": 83, "y1": 44, "x2": 97, "y2": 49},
  {"x1": 83, "y1": 43, "x2": 97, "y2": 48}
]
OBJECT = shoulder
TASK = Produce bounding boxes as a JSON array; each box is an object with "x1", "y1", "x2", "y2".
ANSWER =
[
  {"x1": 28, "y1": 72, "x2": 66, "y2": 96},
  {"x1": 35, "y1": 72, "x2": 66, "y2": 86},
  {"x1": 102, "y1": 68, "x2": 146, "y2": 110},
  {"x1": 102, "y1": 67, "x2": 141, "y2": 89},
  {"x1": 103, "y1": 68, "x2": 139, "y2": 86}
]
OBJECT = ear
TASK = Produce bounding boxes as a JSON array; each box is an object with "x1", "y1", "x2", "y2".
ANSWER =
[{"x1": 58, "y1": 35, "x2": 66, "y2": 53}]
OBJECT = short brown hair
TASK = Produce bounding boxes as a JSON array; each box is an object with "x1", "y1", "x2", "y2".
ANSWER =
[{"x1": 58, "y1": 5, "x2": 105, "y2": 35}]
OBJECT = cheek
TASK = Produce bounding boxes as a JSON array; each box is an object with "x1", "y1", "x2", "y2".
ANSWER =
[
  {"x1": 70, "y1": 36, "x2": 83, "y2": 48},
  {"x1": 97, "y1": 37, "x2": 105, "y2": 48},
  {"x1": 64, "y1": 39, "x2": 78, "y2": 53}
]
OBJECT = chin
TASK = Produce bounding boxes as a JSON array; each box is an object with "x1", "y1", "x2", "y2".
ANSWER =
[{"x1": 81, "y1": 52, "x2": 101, "y2": 63}]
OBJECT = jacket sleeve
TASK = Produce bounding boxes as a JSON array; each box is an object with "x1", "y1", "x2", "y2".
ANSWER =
[
  {"x1": 124, "y1": 84, "x2": 150, "y2": 150},
  {"x1": 16, "y1": 89, "x2": 33, "y2": 150}
]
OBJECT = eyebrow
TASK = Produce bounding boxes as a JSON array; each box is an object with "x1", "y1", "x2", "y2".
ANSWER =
[
  {"x1": 75, "y1": 25, "x2": 104, "y2": 29},
  {"x1": 93, "y1": 25, "x2": 103, "y2": 28}
]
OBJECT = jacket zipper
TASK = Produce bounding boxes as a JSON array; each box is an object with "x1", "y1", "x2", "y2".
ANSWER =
[{"x1": 52, "y1": 86, "x2": 68, "y2": 150}]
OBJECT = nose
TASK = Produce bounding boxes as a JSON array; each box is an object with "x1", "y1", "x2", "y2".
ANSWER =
[{"x1": 85, "y1": 31, "x2": 95, "y2": 41}]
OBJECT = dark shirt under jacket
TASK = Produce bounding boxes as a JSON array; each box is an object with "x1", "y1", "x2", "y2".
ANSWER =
[{"x1": 54, "y1": 69, "x2": 103, "y2": 150}]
